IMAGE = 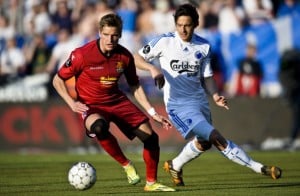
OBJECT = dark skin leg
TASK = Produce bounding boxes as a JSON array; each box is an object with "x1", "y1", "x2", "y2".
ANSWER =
[
  {"x1": 209, "y1": 129, "x2": 228, "y2": 151},
  {"x1": 195, "y1": 129, "x2": 228, "y2": 151}
]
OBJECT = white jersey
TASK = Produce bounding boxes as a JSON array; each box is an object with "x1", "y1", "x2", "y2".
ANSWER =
[
  {"x1": 138, "y1": 31, "x2": 213, "y2": 109},
  {"x1": 138, "y1": 32, "x2": 214, "y2": 139}
]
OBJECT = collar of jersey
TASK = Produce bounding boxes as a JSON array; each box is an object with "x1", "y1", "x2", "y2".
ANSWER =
[{"x1": 175, "y1": 31, "x2": 194, "y2": 46}]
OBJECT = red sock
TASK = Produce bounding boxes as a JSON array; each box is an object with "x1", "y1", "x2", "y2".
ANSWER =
[
  {"x1": 143, "y1": 148, "x2": 160, "y2": 182},
  {"x1": 98, "y1": 134, "x2": 129, "y2": 166}
]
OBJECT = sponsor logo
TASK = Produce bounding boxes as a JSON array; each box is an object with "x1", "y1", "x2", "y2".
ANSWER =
[
  {"x1": 100, "y1": 76, "x2": 117, "y2": 86},
  {"x1": 170, "y1": 60, "x2": 200, "y2": 75},
  {"x1": 0, "y1": 104, "x2": 181, "y2": 149}
]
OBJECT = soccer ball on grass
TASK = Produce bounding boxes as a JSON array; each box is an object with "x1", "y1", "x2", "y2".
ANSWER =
[{"x1": 68, "y1": 161, "x2": 97, "y2": 190}]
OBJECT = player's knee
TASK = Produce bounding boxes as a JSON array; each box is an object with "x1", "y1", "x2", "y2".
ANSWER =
[
  {"x1": 143, "y1": 132, "x2": 159, "y2": 150},
  {"x1": 196, "y1": 140, "x2": 212, "y2": 151},
  {"x1": 90, "y1": 119, "x2": 109, "y2": 140},
  {"x1": 134, "y1": 129, "x2": 159, "y2": 150},
  {"x1": 209, "y1": 129, "x2": 227, "y2": 149}
]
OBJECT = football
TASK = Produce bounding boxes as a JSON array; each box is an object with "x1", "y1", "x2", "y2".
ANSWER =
[{"x1": 68, "y1": 161, "x2": 97, "y2": 190}]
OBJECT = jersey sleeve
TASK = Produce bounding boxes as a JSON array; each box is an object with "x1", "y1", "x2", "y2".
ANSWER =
[
  {"x1": 202, "y1": 46, "x2": 213, "y2": 78},
  {"x1": 124, "y1": 53, "x2": 140, "y2": 86},
  {"x1": 57, "y1": 49, "x2": 84, "y2": 80},
  {"x1": 138, "y1": 35, "x2": 164, "y2": 62}
]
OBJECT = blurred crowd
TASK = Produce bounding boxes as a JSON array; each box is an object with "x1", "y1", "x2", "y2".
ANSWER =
[{"x1": 0, "y1": 0, "x2": 300, "y2": 99}]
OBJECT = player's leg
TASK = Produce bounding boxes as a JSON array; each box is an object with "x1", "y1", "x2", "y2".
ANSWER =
[
  {"x1": 85, "y1": 114, "x2": 134, "y2": 177},
  {"x1": 288, "y1": 97, "x2": 300, "y2": 149},
  {"x1": 164, "y1": 138, "x2": 209, "y2": 186},
  {"x1": 134, "y1": 123, "x2": 175, "y2": 192},
  {"x1": 133, "y1": 123, "x2": 159, "y2": 183},
  {"x1": 172, "y1": 123, "x2": 213, "y2": 171},
  {"x1": 209, "y1": 129, "x2": 282, "y2": 179},
  {"x1": 110, "y1": 99, "x2": 174, "y2": 190},
  {"x1": 211, "y1": 130, "x2": 263, "y2": 173},
  {"x1": 171, "y1": 138, "x2": 204, "y2": 170},
  {"x1": 164, "y1": 121, "x2": 213, "y2": 186}
]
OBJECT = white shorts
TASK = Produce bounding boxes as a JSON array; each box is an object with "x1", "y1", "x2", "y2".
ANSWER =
[{"x1": 167, "y1": 105, "x2": 214, "y2": 140}]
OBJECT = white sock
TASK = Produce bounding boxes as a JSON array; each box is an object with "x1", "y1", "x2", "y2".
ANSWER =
[
  {"x1": 122, "y1": 161, "x2": 132, "y2": 168},
  {"x1": 146, "y1": 181, "x2": 156, "y2": 185},
  {"x1": 172, "y1": 138, "x2": 203, "y2": 171},
  {"x1": 222, "y1": 140, "x2": 263, "y2": 173}
]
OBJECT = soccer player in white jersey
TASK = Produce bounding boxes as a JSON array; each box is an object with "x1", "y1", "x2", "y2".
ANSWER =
[{"x1": 134, "y1": 3, "x2": 282, "y2": 186}]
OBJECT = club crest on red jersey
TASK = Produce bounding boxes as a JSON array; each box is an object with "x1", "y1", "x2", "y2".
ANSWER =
[{"x1": 116, "y1": 61, "x2": 124, "y2": 73}]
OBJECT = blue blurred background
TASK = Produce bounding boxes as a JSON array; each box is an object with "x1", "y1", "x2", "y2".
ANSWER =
[{"x1": 1, "y1": 0, "x2": 300, "y2": 153}]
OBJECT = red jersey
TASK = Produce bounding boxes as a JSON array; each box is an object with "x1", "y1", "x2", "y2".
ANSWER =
[{"x1": 58, "y1": 39, "x2": 140, "y2": 105}]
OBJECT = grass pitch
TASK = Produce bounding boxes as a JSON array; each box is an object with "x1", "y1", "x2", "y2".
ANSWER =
[{"x1": 0, "y1": 151, "x2": 299, "y2": 196}]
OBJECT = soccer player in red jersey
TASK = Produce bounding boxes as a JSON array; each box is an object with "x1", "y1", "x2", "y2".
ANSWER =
[{"x1": 52, "y1": 14, "x2": 175, "y2": 192}]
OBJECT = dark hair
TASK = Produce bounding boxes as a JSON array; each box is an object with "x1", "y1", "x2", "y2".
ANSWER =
[
  {"x1": 174, "y1": 4, "x2": 199, "y2": 28},
  {"x1": 99, "y1": 14, "x2": 123, "y2": 37}
]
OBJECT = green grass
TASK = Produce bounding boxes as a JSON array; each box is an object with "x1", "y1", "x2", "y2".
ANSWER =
[{"x1": 0, "y1": 151, "x2": 300, "y2": 196}]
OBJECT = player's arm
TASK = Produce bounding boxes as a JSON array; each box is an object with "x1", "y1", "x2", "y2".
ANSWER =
[
  {"x1": 134, "y1": 54, "x2": 165, "y2": 89},
  {"x1": 129, "y1": 83, "x2": 171, "y2": 129},
  {"x1": 52, "y1": 74, "x2": 88, "y2": 113},
  {"x1": 204, "y1": 76, "x2": 229, "y2": 110}
]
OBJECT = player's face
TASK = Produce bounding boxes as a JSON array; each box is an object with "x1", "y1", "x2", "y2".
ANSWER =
[
  {"x1": 99, "y1": 26, "x2": 120, "y2": 53},
  {"x1": 175, "y1": 16, "x2": 195, "y2": 42}
]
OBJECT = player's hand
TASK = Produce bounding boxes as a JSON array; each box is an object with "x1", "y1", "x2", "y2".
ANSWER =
[
  {"x1": 213, "y1": 95, "x2": 229, "y2": 110},
  {"x1": 71, "y1": 101, "x2": 89, "y2": 114},
  {"x1": 154, "y1": 74, "x2": 165, "y2": 89},
  {"x1": 152, "y1": 114, "x2": 172, "y2": 129},
  {"x1": 150, "y1": 66, "x2": 165, "y2": 89}
]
